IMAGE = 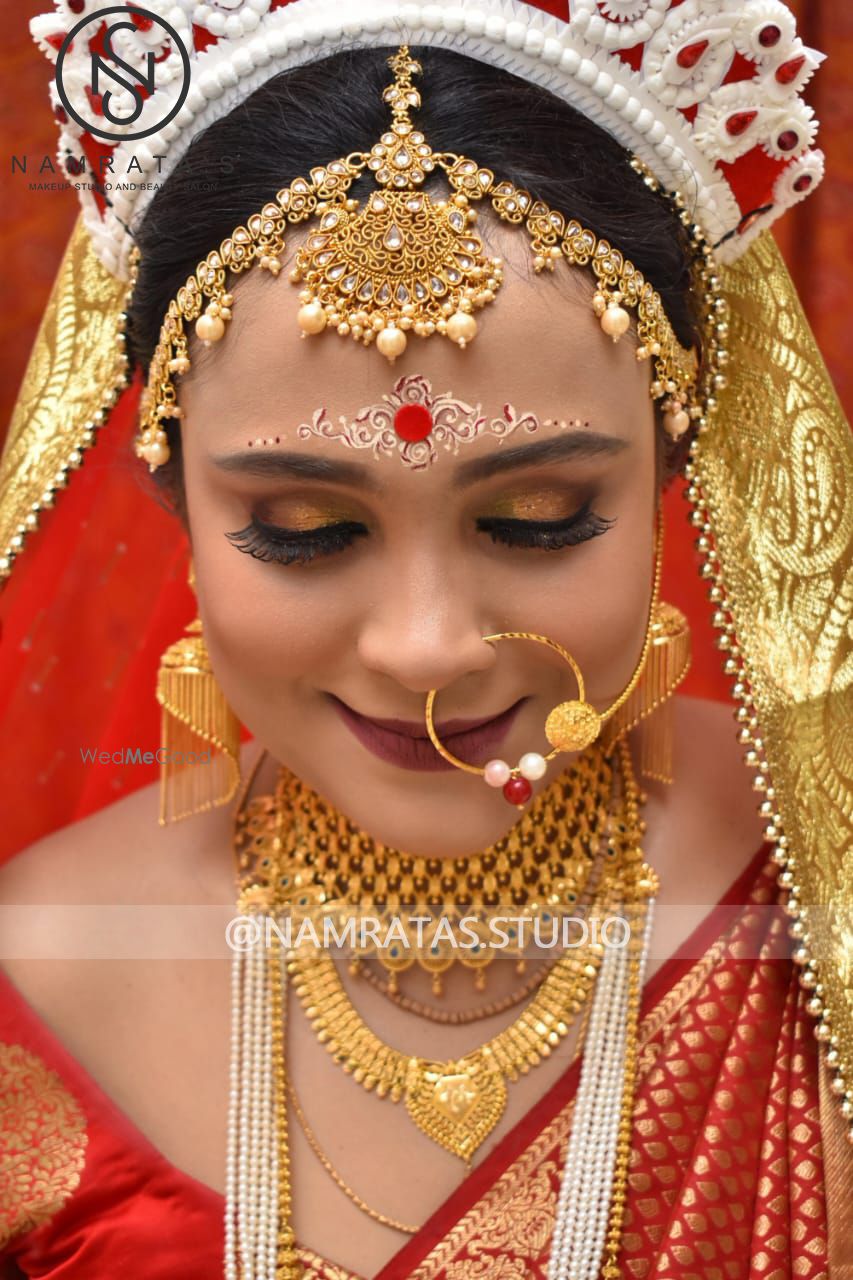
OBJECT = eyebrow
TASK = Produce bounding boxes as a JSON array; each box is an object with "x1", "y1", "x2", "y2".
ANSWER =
[{"x1": 209, "y1": 431, "x2": 628, "y2": 490}]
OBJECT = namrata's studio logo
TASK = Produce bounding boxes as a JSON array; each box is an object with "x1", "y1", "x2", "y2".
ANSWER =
[{"x1": 55, "y1": 5, "x2": 190, "y2": 143}]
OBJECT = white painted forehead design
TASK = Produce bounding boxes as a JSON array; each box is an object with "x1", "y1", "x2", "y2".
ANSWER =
[{"x1": 245, "y1": 374, "x2": 592, "y2": 470}]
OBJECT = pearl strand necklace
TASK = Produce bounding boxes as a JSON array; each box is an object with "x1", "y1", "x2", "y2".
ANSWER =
[
  {"x1": 224, "y1": 946, "x2": 242, "y2": 1280},
  {"x1": 225, "y1": 935, "x2": 285, "y2": 1280},
  {"x1": 547, "y1": 896, "x2": 655, "y2": 1279}
]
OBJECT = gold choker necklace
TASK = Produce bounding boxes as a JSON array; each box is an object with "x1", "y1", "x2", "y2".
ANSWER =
[{"x1": 235, "y1": 742, "x2": 620, "y2": 993}]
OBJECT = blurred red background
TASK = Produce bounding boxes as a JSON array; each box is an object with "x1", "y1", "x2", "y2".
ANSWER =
[{"x1": 1, "y1": 1, "x2": 852, "y2": 431}]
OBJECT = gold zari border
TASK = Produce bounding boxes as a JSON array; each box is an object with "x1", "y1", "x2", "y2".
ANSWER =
[
  {"x1": 690, "y1": 231, "x2": 853, "y2": 1140},
  {"x1": 0, "y1": 217, "x2": 131, "y2": 581}
]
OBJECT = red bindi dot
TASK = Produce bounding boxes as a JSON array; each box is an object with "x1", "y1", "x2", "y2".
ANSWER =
[{"x1": 394, "y1": 403, "x2": 433, "y2": 442}]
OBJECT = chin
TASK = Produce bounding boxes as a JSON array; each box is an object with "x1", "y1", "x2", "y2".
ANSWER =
[{"x1": 290, "y1": 749, "x2": 526, "y2": 858}]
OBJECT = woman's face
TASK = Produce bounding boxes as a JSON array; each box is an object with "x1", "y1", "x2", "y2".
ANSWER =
[{"x1": 179, "y1": 220, "x2": 658, "y2": 856}]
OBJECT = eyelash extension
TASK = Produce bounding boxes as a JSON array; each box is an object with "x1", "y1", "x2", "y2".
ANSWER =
[
  {"x1": 225, "y1": 518, "x2": 368, "y2": 565},
  {"x1": 227, "y1": 505, "x2": 613, "y2": 566},
  {"x1": 476, "y1": 505, "x2": 615, "y2": 552}
]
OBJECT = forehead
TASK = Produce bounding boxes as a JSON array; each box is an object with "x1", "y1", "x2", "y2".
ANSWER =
[{"x1": 180, "y1": 222, "x2": 654, "y2": 467}]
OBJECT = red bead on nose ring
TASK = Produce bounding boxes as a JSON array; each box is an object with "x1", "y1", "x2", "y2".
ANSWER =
[{"x1": 423, "y1": 632, "x2": 605, "y2": 809}]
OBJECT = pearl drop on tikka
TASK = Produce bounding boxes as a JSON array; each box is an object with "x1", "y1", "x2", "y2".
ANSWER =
[{"x1": 600, "y1": 302, "x2": 630, "y2": 341}]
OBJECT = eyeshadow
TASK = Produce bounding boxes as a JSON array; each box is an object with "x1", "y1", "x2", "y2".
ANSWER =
[{"x1": 482, "y1": 490, "x2": 583, "y2": 521}]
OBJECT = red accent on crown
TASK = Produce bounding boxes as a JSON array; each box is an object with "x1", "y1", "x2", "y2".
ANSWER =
[
  {"x1": 129, "y1": 10, "x2": 154, "y2": 31},
  {"x1": 676, "y1": 40, "x2": 709, "y2": 70},
  {"x1": 758, "y1": 24, "x2": 782, "y2": 47},
  {"x1": 793, "y1": 174, "x2": 813, "y2": 192},
  {"x1": 394, "y1": 404, "x2": 433, "y2": 442},
  {"x1": 776, "y1": 55, "x2": 805, "y2": 85},
  {"x1": 777, "y1": 129, "x2": 799, "y2": 152},
  {"x1": 725, "y1": 111, "x2": 758, "y2": 138}
]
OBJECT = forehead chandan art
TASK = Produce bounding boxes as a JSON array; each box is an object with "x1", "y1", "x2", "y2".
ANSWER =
[
  {"x1": 246, "y1": 375, "x2": 591, "y2": 471},
  {"x1": 135, "y1": 47, "x2": 725, "y2": 473}
]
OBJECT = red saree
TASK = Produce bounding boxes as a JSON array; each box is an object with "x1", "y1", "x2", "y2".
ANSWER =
[{"x1": 0, "y1": 846, "x2": 839, "y2": 1279}]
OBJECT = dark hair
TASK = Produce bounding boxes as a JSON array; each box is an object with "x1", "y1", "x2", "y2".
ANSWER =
[{"x1": 128, "y1": 45, "x2": 702, "y2": 504}]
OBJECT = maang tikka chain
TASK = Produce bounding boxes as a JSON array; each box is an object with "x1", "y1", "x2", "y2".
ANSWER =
[{"x1": 135, "y1": 46, "x2": 713, "y2": 472}]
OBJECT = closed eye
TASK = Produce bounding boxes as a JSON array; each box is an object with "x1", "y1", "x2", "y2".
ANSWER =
[
  {"x1": 476, "y1": 504, "x2": 614, "y2": 550},
  {"x1": 226, "y1": 504, "x2": 614, "y2": 565}
]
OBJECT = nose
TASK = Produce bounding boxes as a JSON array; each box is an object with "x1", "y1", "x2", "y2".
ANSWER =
[{"x1": 356, "y1": 557, "x2": 497, "y2": 694}]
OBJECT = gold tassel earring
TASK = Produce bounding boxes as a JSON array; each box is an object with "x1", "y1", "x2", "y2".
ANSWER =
[
  {"x1": 156, "y1": 565, "x2": 241, "y2": 823},
  {"x1": 603, "y1": 602, "x2": 691, "y2": 784}
]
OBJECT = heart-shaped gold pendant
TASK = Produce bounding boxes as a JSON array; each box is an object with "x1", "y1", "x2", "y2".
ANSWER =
[{"x1": 405, "y1": 1056, "x2": 507, "y2": 1161}]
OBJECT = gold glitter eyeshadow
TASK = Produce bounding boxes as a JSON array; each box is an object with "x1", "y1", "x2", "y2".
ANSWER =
[
  {"x1": 257, "y1": 502, "x2": 358, "y2": 531},
  {"x1": 483, "y1": 490, "x2": 581, "y2": 521}
]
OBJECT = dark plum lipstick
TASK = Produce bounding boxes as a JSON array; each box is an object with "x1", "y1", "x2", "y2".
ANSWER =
[{"x1": 327, "y1": 694, "x2": 527, "y2": 771}]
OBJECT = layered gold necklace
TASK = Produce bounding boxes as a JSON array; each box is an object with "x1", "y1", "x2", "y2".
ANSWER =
[{"x1": 233, "y1": 742, "x2": 653, "y2": 1168}]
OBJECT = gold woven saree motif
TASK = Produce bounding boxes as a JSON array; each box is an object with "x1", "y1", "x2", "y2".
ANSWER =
[{"x1": 687, "y1": 232, "x2": 853, "y2": 1140}]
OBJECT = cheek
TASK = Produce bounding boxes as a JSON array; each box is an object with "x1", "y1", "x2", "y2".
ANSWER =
[
  {"x1": 509, "y1": 458, "x2": 657, "y2": 705},
  {"x1": 180, "y1": 459, "x2": 358, "y2": 730}
]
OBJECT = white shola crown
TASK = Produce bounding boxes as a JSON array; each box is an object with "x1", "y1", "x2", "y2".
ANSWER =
[{"x1": 32, "y1": 0, "x2": 825, "y2": 280}]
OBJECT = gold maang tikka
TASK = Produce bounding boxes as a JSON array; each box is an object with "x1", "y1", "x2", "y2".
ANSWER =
[{"x1": 135, "y1": 46, "x2": 721, "y2": 471}]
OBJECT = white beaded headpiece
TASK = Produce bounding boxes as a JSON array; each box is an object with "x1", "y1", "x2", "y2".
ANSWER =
[{"x1": 32, "y1": 0, "x2": 824, "y2": 280}]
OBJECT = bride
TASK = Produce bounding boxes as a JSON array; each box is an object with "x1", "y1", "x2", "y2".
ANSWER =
[{"x1": 1, "y1": 4, "x2": 850, "y2": 1277}]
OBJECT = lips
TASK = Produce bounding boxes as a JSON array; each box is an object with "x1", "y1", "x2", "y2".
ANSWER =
[{"x1": 327, "y1": 693, "x2": 527, "y2": 772}]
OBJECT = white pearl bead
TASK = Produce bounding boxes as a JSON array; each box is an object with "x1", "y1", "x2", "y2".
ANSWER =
[
  {"x1": 484, "y1": 758, "x2": 511, "y2": 787},
  {"x1": 519, "y1": 751, "x2": 547, "y2": 781},
  {"x1": 600, "y1": 304, "x2": 631, "y2": 341},
  {"x1": 376, "y1": 325, "x2": 407, "y2": 361}
]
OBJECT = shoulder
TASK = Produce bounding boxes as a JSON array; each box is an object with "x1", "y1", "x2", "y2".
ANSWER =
[
  {"x1": 0, "y1": 778, "x2": 216, "y2": 906},
  {"x1": 672, "y1": 694, "x2": 761, "y2": 832},
  {"x1": 642, "y1": 694, "x2": 765, "y2": 892},
  {"x1": 0, "y1": 766, "x2": 241, "y2": 909}
]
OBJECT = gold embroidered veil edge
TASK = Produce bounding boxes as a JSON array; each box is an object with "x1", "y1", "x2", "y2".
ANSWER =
[
  {"x1": 694, "y1": 233, "x2": 852, "y2": 1141},
  {"x1": 0, "y1": 222, "x2": 851, "y2": 1145},
  {"x1": 0, "y1": 216, "x2": 131, "y2": 578}
]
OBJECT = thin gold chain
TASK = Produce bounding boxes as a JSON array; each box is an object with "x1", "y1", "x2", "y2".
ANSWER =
[
  {"x1": 288, "y1": 1079, "x2": 421, "y2": 1235},
  {"x1": 351, "y1": 956, "x2": 557, "y2": 1024}
]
